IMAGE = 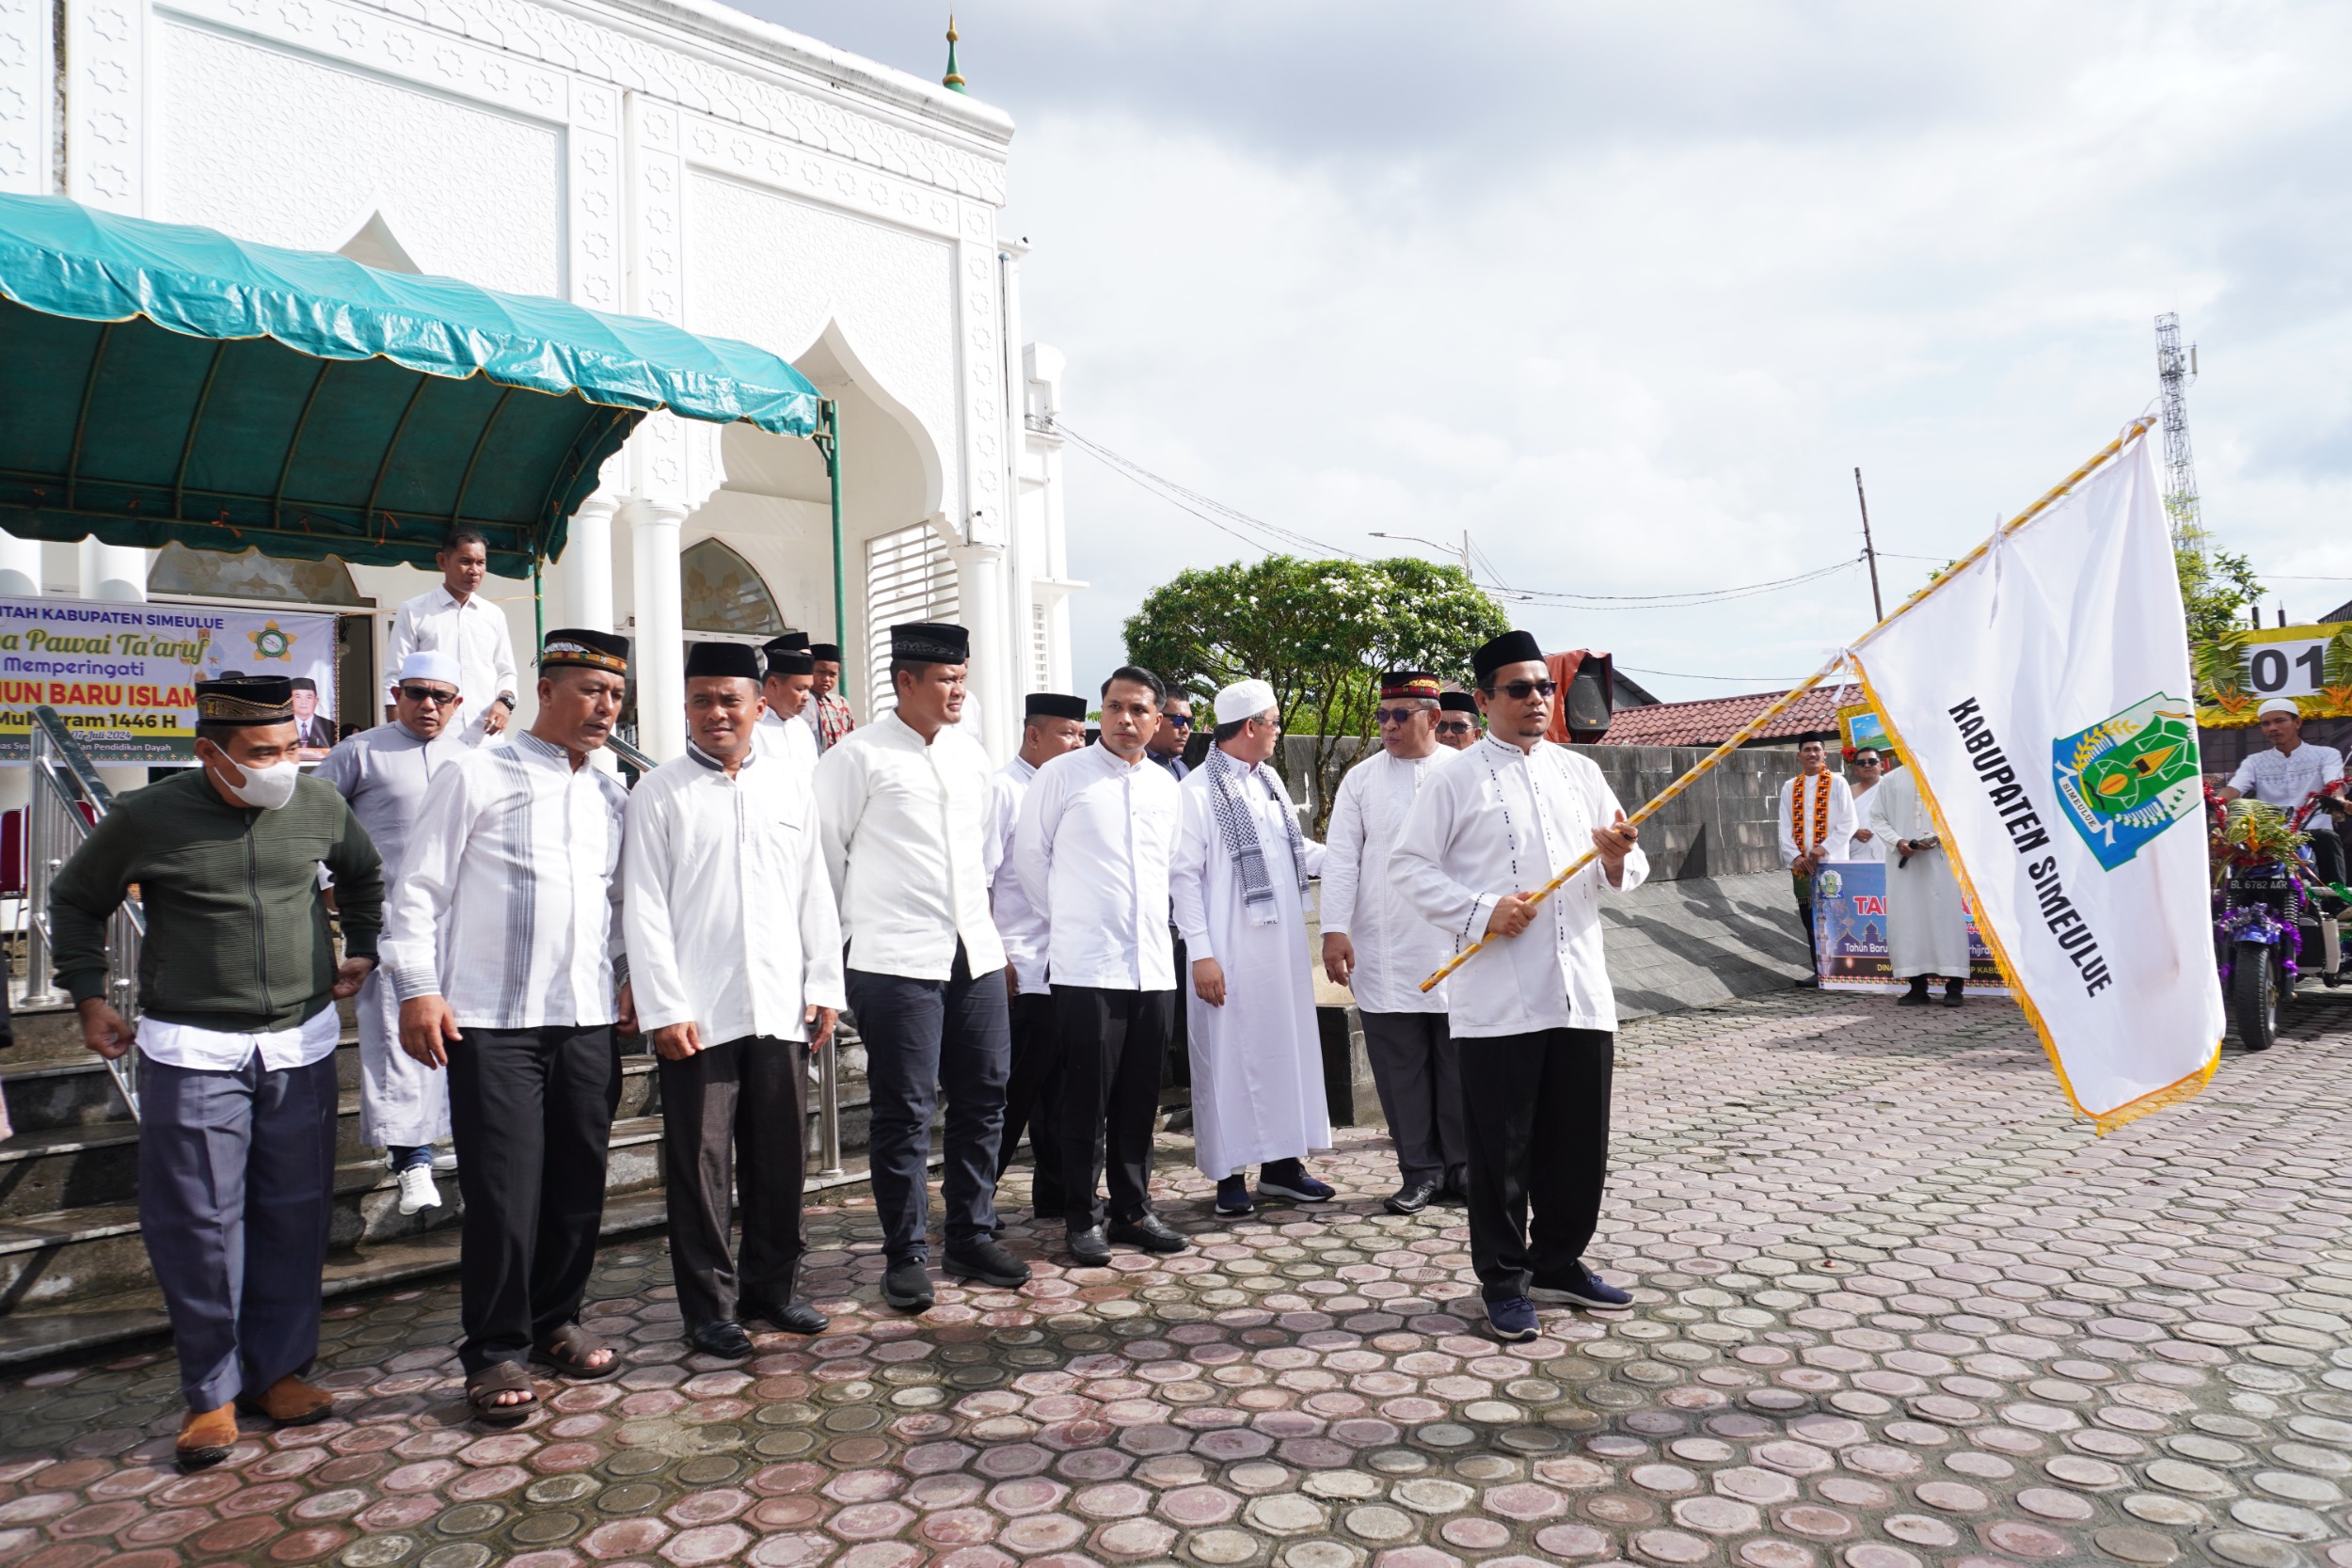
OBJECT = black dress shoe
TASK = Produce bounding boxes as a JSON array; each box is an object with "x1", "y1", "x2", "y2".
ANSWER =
[
  {"x1": 882, "y1": 1259, "x2": 935, "y2": 1312},
  {"x1": 1066, "y1": 1225, "x2": 1112, "y2": 1266},
  {"x1": 1385, "y1": 1180, "x2": 1439, "y2": 1216},
  {"x1": 742, "y1": 1298, "x2": 830, "y2": 1336},
  {"x1": 688, "y1": 1320, "x2": 755, "y2": 1360},
  {"x1": 944, "y1": 1237, "x2": 1033, "y2": 1288},
  {"x1": 1108, "y1": 1212, "x2": 1189, "y2": 1254}
]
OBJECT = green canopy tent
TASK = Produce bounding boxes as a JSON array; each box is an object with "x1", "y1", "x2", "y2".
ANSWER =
[{"x1": 0, "y1": 192, "x2": 844, "y2": 649}]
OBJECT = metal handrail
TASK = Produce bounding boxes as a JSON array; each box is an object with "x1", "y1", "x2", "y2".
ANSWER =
[
  {"x1": 22, "y1": 706, "x2": 142, "y2": 1117},
  {"x1": 597, "y1": 726, "x2": 846, "y2": 1177}
]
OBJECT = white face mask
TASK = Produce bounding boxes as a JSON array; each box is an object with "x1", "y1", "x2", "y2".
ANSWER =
[{"x1": 210, "y1": 752, "x2": 301, "y2": 811}]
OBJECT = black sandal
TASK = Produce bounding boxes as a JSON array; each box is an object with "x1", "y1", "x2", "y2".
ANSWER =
[
  {"x1": 466, "y1": 1361, "x2": 537, "y2": 1428},
  {"x1": 532, "y1": 1323, "x2": 623, "y2": 1381}
]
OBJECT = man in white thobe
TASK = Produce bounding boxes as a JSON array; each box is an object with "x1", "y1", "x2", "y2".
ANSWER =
[
  {"x1": 1865, "y1": 754, "x2": 1972, "y2": 1006},
  {"x1": 1777, "y1": 738, "x2": 1857, "y2": 983},
  {"x1": 1321, "y1": 670, "x2": 1466, "y2": 1216},
  {"x1": 755, "y1": 637, "x2": 821, "y2": 782},
  {"x1": 1843, "y1": 749, "x2": 1889, "y2": 863},
  {"x1": 1169, "y1": 677, "x2": 1331, "y2": 1219},
  {"x1": 313, "y1": 650, "x2": 466, "y2": 1216},
  {"x1": 384, "y1": 526, "x2": 518, "y2": 747},
  {"x1": 992, "y1": 692, "x2": 1089, "y2": 1224},
  {"x1": 813, "y1": 622, "x2": 1028, "y2": 1311},
  {"x1": 625, "y1": 642, "x2": 842, "y2": 1359},
  {"x1": 1393, "y1": 630, "x2": 1646, "y2": 1344},
  {"x1": 1018, "y1": 668, "x2": 1189, "y2": 1264}
]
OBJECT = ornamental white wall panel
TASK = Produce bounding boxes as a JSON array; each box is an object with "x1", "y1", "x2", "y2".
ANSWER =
[
  {"x1": 154, "y1": 21, "x2": 561, "y2": 296},
  {"x1": 0, "y1": 0, "x2": 49, "y2": 194},
  {"x1": 685, "y1": 171, "x2": 960, "y2": 519},
  {"x1": 66, "y1": 0, "x2": 142, "y2": 210}
]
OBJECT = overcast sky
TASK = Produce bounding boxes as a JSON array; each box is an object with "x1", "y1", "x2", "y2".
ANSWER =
[{"x1": 743, "y1": 1, "x2": 2352, "y2": 703}]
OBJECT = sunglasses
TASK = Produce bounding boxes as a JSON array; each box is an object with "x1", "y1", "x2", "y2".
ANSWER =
[
  {"x1": 1481, "y1": 679, "x2": 1556, "y2": 701},
  {"x1": 399, "y1": 686, "x2": 460, "y2": 705},
  {"x1": 1436, "y1": 721, "x2": 1473, "y2": 736},
  {"x1": 1375, "y1": 707, "x2": 1428, "y2": 727},
  {"x1": 1163, "y1": 713, "x2": 1193, "y2": 728},
  {"x1": 1854, "y1": 758, "x2": 1883, "y2": 767}
]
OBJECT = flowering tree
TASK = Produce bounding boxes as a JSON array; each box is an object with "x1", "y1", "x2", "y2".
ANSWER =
[{"x1": 1123, "y1": 556, "x2": 1507, "y2": 832}]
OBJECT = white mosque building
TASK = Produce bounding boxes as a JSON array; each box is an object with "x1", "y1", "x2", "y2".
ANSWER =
[{"x1": 0, "y1": 0, "x2": 1081, "y2": 759}]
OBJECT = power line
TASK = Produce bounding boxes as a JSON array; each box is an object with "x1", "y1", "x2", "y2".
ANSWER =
[{"x1": 1620, "y1": 666, "x2": 1850, "y2": 686}]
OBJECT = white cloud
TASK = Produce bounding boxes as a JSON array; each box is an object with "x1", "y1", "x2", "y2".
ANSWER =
[{"x1": 745, "y1": 1, "x2": 2352, "y2": 689}]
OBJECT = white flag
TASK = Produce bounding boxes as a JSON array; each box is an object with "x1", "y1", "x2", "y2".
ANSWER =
[{"x1": 1849, "y1": 426, "x2": 2221, "y2": 1131}]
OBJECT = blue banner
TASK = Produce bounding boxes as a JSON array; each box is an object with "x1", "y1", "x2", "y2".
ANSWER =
[{"x1": 1811, "y1": 860, "x2": 2008, "y2": 994}]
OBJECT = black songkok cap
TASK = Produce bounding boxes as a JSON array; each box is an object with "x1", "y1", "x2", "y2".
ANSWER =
[
  {"x1": 1439, "y1": 690, "x2": 1480, "y2": 715},
  {"x1": 289, "y1": 676, "x2": 318, "y2": 693},
  {"x1": 1380, "y1": 670, "x2": 1441, "y2": 701},
  {"x1": 1471, "y1": 629, "x2": 1546, "y2": 685},
  {"x1": 540, "y1": 627, "x2": 629, "y2": 674},
  {"x1": 196, "y1": 675, "x2": 294, "y2": 725},
  {"x1": 892, "y1": 622, "x2": 969, "y2": 664},
  {"x1": 807, "y1": 643, "x2": 842, "y2": 662},
  {"x1": 685, "y1": 641, "x2": 762, "y2": 682},
  {"x1": 767, "y1": 648, "x2": 815, "y2": 678},
  {"x1": 1026, "y1": 692, "x2": 1088, "y2": 722},
  {"x1": 768, "y1": 632, "x2": 812, "y2": 654}
]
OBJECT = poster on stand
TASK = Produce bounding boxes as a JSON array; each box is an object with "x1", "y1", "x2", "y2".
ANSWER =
[
  {"x1": 1812, "y1": 860, "x2": 2009, "y2": 995},
  {"x1": 0, "y1": 595, "x2": 339, "y2": 764}
]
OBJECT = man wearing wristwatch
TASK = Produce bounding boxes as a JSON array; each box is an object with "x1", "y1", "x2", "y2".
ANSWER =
[{"x1": 386, "y1": 526, "x2": 520, "y2": 747}]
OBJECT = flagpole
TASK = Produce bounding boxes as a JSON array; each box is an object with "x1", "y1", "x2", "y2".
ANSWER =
[{"x1": 1418, "y1": 416, "x2": 2158, "y2": 995}]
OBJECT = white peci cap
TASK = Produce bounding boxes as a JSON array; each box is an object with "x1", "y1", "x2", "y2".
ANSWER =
[
  {"x1": 1214, "y1": 678, "x2": 1278, "y2": 725},
  {"x1": 396, "y1": 650, "x2": 463, "y2": 689},
  {"x1": 2258, "y1": 697, "x2": 2302, "y2": 720}
]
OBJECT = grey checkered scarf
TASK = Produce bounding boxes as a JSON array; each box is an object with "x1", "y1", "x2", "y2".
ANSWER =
[{"x1": 1204, "y1": 744, "x2": 1308, "y2": 927}]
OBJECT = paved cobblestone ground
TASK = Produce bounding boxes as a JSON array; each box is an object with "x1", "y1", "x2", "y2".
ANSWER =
[{"x1": 4, "y1": 989, "x2": 2352, "y2": 1568}]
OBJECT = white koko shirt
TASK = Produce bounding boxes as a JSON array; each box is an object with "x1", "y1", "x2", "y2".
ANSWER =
[
  {"x1": 1320, "y1": 746, "x2": 1458, "y2": 1015},
  {"x1": 988, "y1": 755, "x2": 1052, "y2": 996},
  {"x1": 385, "y1": 584, "x2": 518, "y2": 746},
  {"x1": 755, "y1": 708, "x2": 819, "y2": 786},
  {"x1": 622, "y1": 741, "x2": 845, "y2": 1045},
  {"x1": 1391, "y1": 735, "x2": 1647, "y2": 1038},
  {"x1": 1014, "y1": 742, "x2": 1184, "y2": 992},
  {"x1": 1776, "y1": 771, "x2": 1857, "y2": 867},
  {"x1": 812, "y1": 710, "x2": 1007, "y2": 981},
  {"x1": 380, "y1": 729, "x2": 628, "y2": 1030}
]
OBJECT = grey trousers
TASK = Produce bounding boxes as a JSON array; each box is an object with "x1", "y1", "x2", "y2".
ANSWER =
[
  {"x1": 1359, "y1": 1010, "x2": 1469, "y2": 1190},
  {"x1": 659, "y1": 1037, "x2": 808, "y2": 1330},
  {"x1": 137, "y1": 1050, "x2": 339, "y2": 1411}
]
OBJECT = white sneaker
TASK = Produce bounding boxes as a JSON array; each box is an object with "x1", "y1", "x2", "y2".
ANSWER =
[
  {"x1": 431, "y1": 1149, "x2": 459, "y2": 1172},
  {"x1": 396, "y1": 1164, "x2": 442, "y2": 1215}
]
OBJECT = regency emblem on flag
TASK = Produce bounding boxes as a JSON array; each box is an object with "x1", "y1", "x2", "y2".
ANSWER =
[{"x1": 2051, "y1": 693, "x2": 2201, "y2": 871}]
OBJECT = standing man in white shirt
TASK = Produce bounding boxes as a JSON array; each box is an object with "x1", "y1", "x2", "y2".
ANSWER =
[
  {"x1": 1321, "y1": 671, "x2": 1466, "y2": 1217},
  {"x1": 1170, "y1": 678, "x2": 1332, "y2": 1219},
  {"x1": 626, "y1": 642, "x2": 843, "y2": 1359},
  {"x1": 991, "y1": 692, "x2": 1089, "y2": 1224},
  {"x1": 2222, "y1": 698, "x2": 2348, "y2": 886},
  {"x1": 382, "y1": 628, "x2": 635, "y2": 1426},
  {"x1": 813, "y1": 622, "x2": 1030, "y2": 1310},
  {"x1": 1017, "y1": 668, "x2": 1190, "y2": 1265},
  {"x1": 1843, "y1": 749, "x2": 1889, "y2": 863},
  {"x1": 1393, "y1": 630, "x2": 1646, "y2": 1344},
  {"x1": 755, "y1": 636, "x2": 821, "y2": 781},
  {"x1": 314, "y1": 650, "x2": 467, "y2": 1217},
  {"x1": 1777, "y1": 738, "x2": 1856, "y2": 985},
  {"x1": 384, "y1": 526, "x2": 518, "y2": 747}
]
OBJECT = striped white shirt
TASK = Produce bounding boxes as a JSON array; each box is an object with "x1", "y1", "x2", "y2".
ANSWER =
[{"x1": 380, "y1": 729, "x2": 629, "y2": 1029}]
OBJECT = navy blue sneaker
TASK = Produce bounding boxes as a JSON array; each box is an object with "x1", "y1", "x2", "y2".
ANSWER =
[
  {"x1": 1257, "y1": 1162, "x2": 1334, "y2": 1204},
  {"x1": 1215, "y1": 1176, "x2": 1254, "y2": 1217},
  {"x1": 1486, "y1": 1296, "x2": 1540, "y2": 1342},
  {"x1": 1529, "y1": 1264, "x2": 1632, "y2": 1308}
]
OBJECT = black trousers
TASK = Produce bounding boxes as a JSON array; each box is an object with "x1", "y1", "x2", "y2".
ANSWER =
[
  {"x1": 1458, "y1": 1028, "x2": 1613, "y2": 1303},
  {"x1": 997, "y1": 991, "x2": 1067, "y2": 1217},
  {"x1": 846, "y1": 942, "x2": 1010, "y2": 1263},
  {"x1": 1055, "y1": 986, "x2": 1174, "y2": 1228},
  {"x1": 2312, "y1": 830, "x2": 2346, "y2": 887},
  {"x1": 1793, "y1": 874, "x2": 1819, "y2": 976},
  {"x1": 448, "y1": 1025, "x2": 621, "y2": 1372},
  {"x1": 659, "y1": 1037, "x2": 808, "y2": 1330}
]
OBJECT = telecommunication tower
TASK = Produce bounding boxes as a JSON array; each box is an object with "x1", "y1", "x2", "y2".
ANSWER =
[{"x1": 2155, "y1": 312, "x2": 2201, "y2": 553}]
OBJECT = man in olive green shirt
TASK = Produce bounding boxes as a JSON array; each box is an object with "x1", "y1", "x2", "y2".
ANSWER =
[{"x1": 52, "y1": 676, "x2": 381, "y2": 1470}]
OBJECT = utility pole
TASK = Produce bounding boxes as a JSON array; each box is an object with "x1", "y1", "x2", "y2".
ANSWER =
[{"x1": 1853, "y1": 467, "x2": 1884, "y2": 623}]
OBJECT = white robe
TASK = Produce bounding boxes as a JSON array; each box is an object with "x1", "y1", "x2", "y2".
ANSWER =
[
  {"x1": 1169, "y1": 760, "x2": 1328, "y2": 1177},
  {"x1": 1865, "y1": 768, "x2": 1971, "y2": 978},
  {"x1": 1844, "y1": 781, "x2": 1889, "y2": 863}
]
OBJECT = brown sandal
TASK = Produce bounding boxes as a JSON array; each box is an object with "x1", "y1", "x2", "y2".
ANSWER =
[
  {"x1": 532, "y1": 1323, "x2": 623, "y2": 1381},
  {"x1": 466, "y1": 1361, "x2": 538, "y2": 1428}
]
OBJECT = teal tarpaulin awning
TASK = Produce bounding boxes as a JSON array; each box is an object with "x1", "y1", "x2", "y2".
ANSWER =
[{"x1": 0, "y1": 193, "x2": 822, "y2": 577}]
